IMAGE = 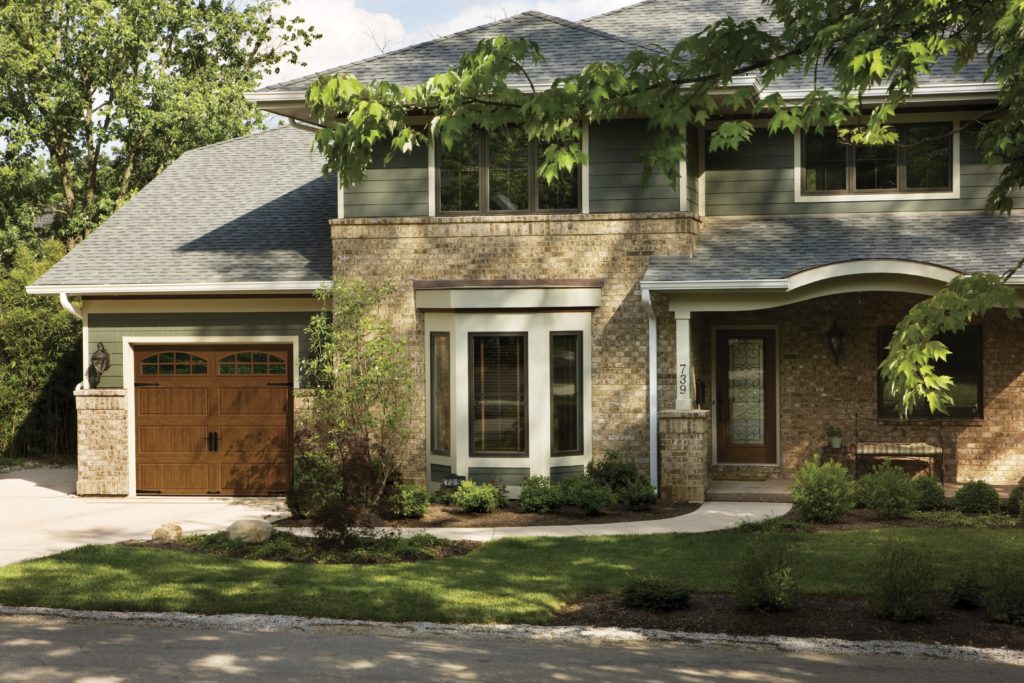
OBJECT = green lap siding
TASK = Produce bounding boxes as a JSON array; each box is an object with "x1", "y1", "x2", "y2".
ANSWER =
[
  {"x1": 87, "y1": 312, "x2": 315, "y2": 389},
  {"x1": 550, "y1": 464, "x2": 584, "y2": 482},
  {"x1": 589, "y1": 120, "x2": 680, "y2": 213},
  {"x1": 344, "y1": 145, "x2": 430, "y2": 218},
  {"x1": 468, "y1": 467, "x2": 530, "y2": 487}
]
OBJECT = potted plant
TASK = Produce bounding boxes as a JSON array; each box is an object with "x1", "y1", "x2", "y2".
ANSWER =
[{"x1": 825, "y1": 425, "x2": 842, "y2": 449}]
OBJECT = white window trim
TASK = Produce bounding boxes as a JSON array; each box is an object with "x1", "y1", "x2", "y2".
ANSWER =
[
  {"x1": 122, "y1": 335, "x2": 301, "y2": 497},
  {"x1": 793, "y1": 120, "x2": 961, "y2": 203}
]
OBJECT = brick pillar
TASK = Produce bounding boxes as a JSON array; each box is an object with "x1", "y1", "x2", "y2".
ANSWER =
[
  {"x1": 658, "y1": 409, "x2": 711, "y2": 502},
  {"x1": 74, "y1": 388, "x2": 129, "y2": 496}
]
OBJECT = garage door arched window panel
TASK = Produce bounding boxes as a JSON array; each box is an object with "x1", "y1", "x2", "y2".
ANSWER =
[
  {"x1": 140, "y1": 351, "x2": 209, "y2": 376},
  {"x1": 218, "y1": 351, "x2": 288, "y2": 376}
]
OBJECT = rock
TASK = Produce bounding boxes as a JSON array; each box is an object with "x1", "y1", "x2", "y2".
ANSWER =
[
  {"x1": 227, "y1": 519, "x2": 273, "y2": 544},
  {"x1": 152, "y1": 523, "x2": 183, "y2": 543}
]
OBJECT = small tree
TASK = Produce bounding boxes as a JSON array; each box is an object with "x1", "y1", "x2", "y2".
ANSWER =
[{"x1": 289, "y1": 279, "x2": 413, "y2": 542}]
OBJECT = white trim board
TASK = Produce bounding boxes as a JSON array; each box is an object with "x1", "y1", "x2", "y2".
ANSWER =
[
  {"x1": 28, "y1": 280, "x2": 330, "y2": 296},
  {"x1": 122, "y1": 335, "x2": 301, "y2": 497}
]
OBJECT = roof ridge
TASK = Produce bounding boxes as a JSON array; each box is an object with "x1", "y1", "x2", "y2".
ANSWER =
[
  {"x1": 519, "y1": 10, "x2": 659, "y2": 53},
  {"x1": 580, "y1": 0, "x2": 670, "y2": 25},
  {"x1": 177, "y1": 124, "x2": 309, "y2": 158}
]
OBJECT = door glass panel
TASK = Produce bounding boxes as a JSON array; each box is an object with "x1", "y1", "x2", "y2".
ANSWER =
[{"x1": 727, "y1": 338, "x2": 765, "y2": 445}]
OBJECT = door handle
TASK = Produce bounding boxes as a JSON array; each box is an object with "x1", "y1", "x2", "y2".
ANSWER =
[
  {"x1": 207, "y1": 432, "x2": 213, "y2": 452},
  {"x1": 213, "y1": 432, "x2": 219, "y2": 452}
]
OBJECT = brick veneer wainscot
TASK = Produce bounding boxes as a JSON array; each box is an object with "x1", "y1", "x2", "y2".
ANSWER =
[
  {"x1": 74, "y1": 388, "x2": 129, "y2": 495},
  {"x1": 332, "y1": 212, "x2": 701, "y2": 486}
]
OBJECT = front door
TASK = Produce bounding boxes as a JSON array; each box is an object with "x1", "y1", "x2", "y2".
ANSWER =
[
  {"x1": 134, "y1": 345, "x2": 293, "y2": 495},
  {"x1": 715, "y1": 330, "x2": 777, "y2": 464}
]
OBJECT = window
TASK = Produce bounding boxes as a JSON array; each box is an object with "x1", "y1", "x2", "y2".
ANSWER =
[
  {"x1": 469, "y1": 333, "x2": 527, "y2": 456},
  {"x1": 438, "y1": 128, "x2": 579, "y2": 214},
  {"x1": 218, "y1": 351, "x2": 287, "y2": 375},
  {"x1": 140, "y1": 352, "x2": 208, "y2": 375},
  {"x1": 430, "y1": 333, "x2": 451, "y2": 454},
  {"x1": 877, "y1": 326, "x2": 982, "y2": 418},
  {"x1": 803, "y1": 123, "x2": 953, "y2": 195},
  {"x1": 551, "y1": 332, "x2": 583, "y2": 455}
]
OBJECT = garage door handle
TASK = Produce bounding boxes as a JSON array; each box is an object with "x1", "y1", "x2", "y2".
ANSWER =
[
  {"x1": 213, "y1": 432, "x2": 219, "y2": 452},
  {"x1": 207, "y1": 432, "x2": 213, "y2": 452}
]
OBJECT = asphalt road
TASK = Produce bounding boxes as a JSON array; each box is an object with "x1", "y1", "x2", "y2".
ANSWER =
[{"x1": 1, "y1": 614, "x2": 1021, "y2": 682}]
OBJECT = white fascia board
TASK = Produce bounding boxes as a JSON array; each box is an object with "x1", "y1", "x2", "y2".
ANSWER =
[
  {"x1": 772, "y1": 82, "x2": 999, "y2": 103},
  {"x1": 415, "y1": 287, "x2": 602, "y2": 310},
  {"x1": 244, "y1": 91, "x2": 306, "y2": 103},
  {"x1": 640, "y1": 279, "x2": 788, "y2": 292},
  {"x1": 26, "y1": 280, "x2": 330, "y2": 296}
]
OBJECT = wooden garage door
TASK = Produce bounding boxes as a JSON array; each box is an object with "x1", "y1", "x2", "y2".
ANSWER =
[{"x1": 134, "y1": 345, "x2": 293, "y2": 495}]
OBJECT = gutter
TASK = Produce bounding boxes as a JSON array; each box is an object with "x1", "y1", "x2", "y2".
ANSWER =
[
  {"x1": 59, "y1": 293, "x2": 85, "y2": 392},
  {"x1": 640, "y1": 288, "x2": 659, "y2": 491},
  {"x1": 27, "y1": 280, "x2": 331, "y2": 296}
]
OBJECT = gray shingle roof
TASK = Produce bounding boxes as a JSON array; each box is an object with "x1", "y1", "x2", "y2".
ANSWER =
[
  {"x1": 257, "y1": 11, "x2": 653, "y2": 93},
  {"x1": 643, "y1": 213, "x2": 1024, "y2": 284},
  {"x1": 31, "y1": 125, "x2": 334, "y2": 292}
]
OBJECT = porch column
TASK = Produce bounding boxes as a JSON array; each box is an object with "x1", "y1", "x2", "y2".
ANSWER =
[{"x1": 674, "y1": 309, "x2": 694, "y2": 410}]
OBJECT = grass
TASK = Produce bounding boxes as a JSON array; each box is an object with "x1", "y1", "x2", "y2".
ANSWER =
[
  {"x1": 1, "y1": 529, "x2": 1023, "y2": 624},
  {"x1": 177, "y1": 531, "x2": 458, "y2": 564}
]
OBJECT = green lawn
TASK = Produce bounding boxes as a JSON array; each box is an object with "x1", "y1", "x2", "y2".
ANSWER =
[{"x1": 1, "y1": 529, "x2": 1023, "y2": 624}]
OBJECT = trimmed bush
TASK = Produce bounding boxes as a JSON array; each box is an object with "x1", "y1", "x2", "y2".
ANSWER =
[
  {"x1": 947, "y1": 570, "x2": 984, "y2": 610},
  {"x1": 518, "y1": 476, "x2": 559, "y2": 513},
  {"x1": 558, "y1": 477, "x2": 614, "y2": 516},
  {"x1": 586, "y1": 450, "x2": 642, "y2": 490},
  {"x1": 856, "y1": 462, "x2": 916, "y2": 519},
  {"x1": 913, "y1": 476, "x2": 946, "y2": 511},
  {"x1": 616, "y1": 479, "x2": 658, "y2": 511},
  {"x1": 1007, "y1": 484, "x2": 1024, "y2": 516},
  {"x1": 451, "y1": 481, "x2": 501, "y2": 513},
  {"x1": 430, "y1": 489, "x2": 454, "y2": 505},
  {"x1": 390, "y1": 484, "x2": 431, "y2": 519},
  {"x1": 984, "y1": 560, "x2": 1024, "y2": 625},
  {"x1": 953, "y1": 480, "x2": 1000, "y2": 514},
  {"x1": 735, "y1": 534, "x2": 796, "y2": 612},
  {"x1": 871, "y1": 541, "x2": 934, "y2": 622},
  {"x1": 621, "y1": 577, "x2": 691, "y2": 612},
  {"x1": 792, "y1": 455, "x2": 853, "y2": 523}
]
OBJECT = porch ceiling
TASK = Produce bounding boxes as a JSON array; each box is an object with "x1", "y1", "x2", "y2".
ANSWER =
[{"x1": 642, "y1": 213, "x2": 1024, "y2": 291}]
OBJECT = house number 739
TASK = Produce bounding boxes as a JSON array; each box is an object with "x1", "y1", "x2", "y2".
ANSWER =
[{"x1": 678, "y1": 363, "x2": 688, "y2": 396}]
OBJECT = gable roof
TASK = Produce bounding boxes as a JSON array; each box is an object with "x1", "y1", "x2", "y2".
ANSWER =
[
  {"x1": 256, "y1": 11, "x2": 653, "y2": 95},
  {"x1": 29, "y1": 125, "x2": 335, "y2": 295},
  {"x1": 642, "y1": 213, "x2": 1024, "y2": 286}
]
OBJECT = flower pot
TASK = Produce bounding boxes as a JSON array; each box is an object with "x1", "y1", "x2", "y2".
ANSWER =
[{"x1": 830, "y1": 436, "x2": 842, "y2": 449}]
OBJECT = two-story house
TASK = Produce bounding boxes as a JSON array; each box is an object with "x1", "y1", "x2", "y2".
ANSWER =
[{"x1": 30, "y1": 0, "x2": 1024, "y2": 498}]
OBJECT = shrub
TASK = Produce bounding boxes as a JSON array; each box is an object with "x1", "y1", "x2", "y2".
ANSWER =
[
  {"x1": 430, "y1": 489, "x2": 454, "y2": 505},
  {"x1": 616, "y1": 479, "x2": 658, "y2": 511},
  {"x1": 871, "y1": 541, "x2": 934, "y2": 622},
  {"x1": 621, "y1": 577, "x2": 691, "y2": 612},
  {"x1": 558, "y1": 476, "x2": 614, "y2": 515},
  {"x1": 913, "y1": 476, "x2": 946, "y2": 511},
  {"x1": 984, "y1": 560, "x2": 1024, "y2": 625},
  {"x1": 390, "y1": 484, "x2": 431, "y2": 519},
  {"x1": 586, "y1": 450, "x2": 642, "y2": 490},
  {"x1": 451, "y1": 480, "x2": 501, "y2": 513},
  {"x1": 947, "y1": 570, "x2": 984, "y2": 610},
  {"x1": 1007, "y1": 484, "x2": 1024, "y2": 516},
  {"x1": 735, "y1": 534, "x2": 796, "y2": 612},
  {"x1": 953, "y1": 480, "x2": 1000, "y2": 514},
  {"x1": 518, "y1": 476, "x2": 560, "y2": 513},
  {"x1": 792, "y1": 455, "x2": 853, "y2": 523},
  {"x1": 855, "y1": 462, "x2": 916, "y2": 519}
]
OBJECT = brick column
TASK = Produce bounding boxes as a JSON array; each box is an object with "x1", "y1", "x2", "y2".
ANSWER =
[
  {"x1": 658, "y1": 408, "x2": 710, "y2": 502},
  {"x1": 74, "y1": 388, "x2": 129, "y2": 496}
]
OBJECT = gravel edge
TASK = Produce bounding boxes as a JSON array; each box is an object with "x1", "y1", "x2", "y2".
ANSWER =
[{"x1": 2, "y1": 604, "x2": 1021, "y2": 665}]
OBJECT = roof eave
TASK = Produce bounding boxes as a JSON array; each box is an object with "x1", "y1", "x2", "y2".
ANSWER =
[{"x1": 26, "y1": 280, "x2": 331, "y2": 297}]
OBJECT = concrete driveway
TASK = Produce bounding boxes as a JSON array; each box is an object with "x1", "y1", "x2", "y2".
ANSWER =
[{"x1": 0, "y1": 468, "x2": 286, "y2": 566}]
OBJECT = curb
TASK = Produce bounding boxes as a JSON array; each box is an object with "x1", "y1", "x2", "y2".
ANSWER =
[{"x1": 2, "y1": 605, "x2": 1022, "y2": 666}]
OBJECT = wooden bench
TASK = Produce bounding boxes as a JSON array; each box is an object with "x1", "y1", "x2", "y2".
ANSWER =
[{"x1": 853, "y1": 415, "x2": 947, "y2": 482}]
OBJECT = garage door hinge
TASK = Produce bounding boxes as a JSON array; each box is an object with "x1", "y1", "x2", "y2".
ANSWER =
[
  {"x1": 266, "y1": 382, "x2": 293, "y2": 387},
  {"x1": 135, "y1": 382, "x2": 160, "y2": 387}
]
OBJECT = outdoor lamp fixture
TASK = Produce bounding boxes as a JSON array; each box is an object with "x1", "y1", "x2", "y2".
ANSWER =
[
  {"x1": 825, "y1": 321, "x2": 844, "y2": 364},
  {"x1": 88, "y1": 342, "x2": 110, "y2": 388}
]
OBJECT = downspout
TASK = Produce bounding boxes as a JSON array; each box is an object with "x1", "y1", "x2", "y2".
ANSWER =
[
  {"x1": 60, "y1": 293, "x2": 85, "y2": 391},
  {"x1": 641, "y1": 287, "x2": 659, "y2": 491}
]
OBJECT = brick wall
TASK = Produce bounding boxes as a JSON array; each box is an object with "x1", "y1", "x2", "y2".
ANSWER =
[
  {"x1": 332, "y1": 212, "x2": 700, "y2": 481},
  {"x1": 74, "y1": 388, "x2": 129, "y2": 495},
  {"x1": 691, "y1": 292, "x2": 1024, "y2": 483},
  {"x1": 658, "y1": 409, "x2": 711, "y2": 501}
]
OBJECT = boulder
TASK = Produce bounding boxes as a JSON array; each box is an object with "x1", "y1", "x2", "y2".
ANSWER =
[
  {"x1": 227, "y1": 519, "x2": 273, "y2": 544},
  {"x1": 152, "y1": 523, "x2": 183, "y2": 543}
]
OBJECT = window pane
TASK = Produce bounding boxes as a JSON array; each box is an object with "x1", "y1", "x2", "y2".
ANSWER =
[
  {"x1": 551, "y1": 334, "x2": 582, "y2": 453},
  {"x1": 878, "y1": 327, "x2": 982, "y2": 418},
  {"x1": 471, "y1": 334, "x2": 527, "y2": 454},
  {"x1": 538, "y1": 166, "x2": 579, "y2": 210},
  {"x1": 904, "y1": 123, "x2": 952, "y2": 190},
  {"x1": 804, "y1": 130, "x2": 847, "y2": 192},
  {"x1": 854, "y1": 141, "x2": 898, "y2": 190},
  {"x1": 439, "y1": 134, "x2": 480, "y2": 211},
  {"x1": 488, "y1": 128, "x2": 529, "y2": 211},
  {"x1": 431, "y1": 333, "x2": 451, "y2": 454}
]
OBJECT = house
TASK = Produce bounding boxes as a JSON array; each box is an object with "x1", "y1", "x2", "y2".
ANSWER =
[{"x1": 29, "y1": 0, "x2": 1024, "y2": 498}]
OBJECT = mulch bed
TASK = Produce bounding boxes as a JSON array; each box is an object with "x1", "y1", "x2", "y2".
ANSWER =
[
  {"x1": 551, "y1": 592, "x2": 1024, "y2": 650},
  {"x1": 276, "y1": 501, "x2": 700, "y2": 529}
]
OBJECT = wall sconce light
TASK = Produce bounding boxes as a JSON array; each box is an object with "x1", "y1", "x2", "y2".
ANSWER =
[
  {"x1": 88, "y1": 342, "x2": 110, "y2": 388},
  {"x1": 825, "y1": 321, "x2": 844, "y2": 364}
]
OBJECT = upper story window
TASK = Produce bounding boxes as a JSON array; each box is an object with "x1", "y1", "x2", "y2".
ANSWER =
[
  {"x1": 438, "y1": 128, "x2": 579, "y2": 214},
  {"x1": 803, "y1": 123, "x2": 954, "y2": 195}
]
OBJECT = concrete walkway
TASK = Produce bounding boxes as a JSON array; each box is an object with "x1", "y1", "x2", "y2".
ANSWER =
[{"x1": 0, "y1": 468, "x2": 286, "y2": 566}]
